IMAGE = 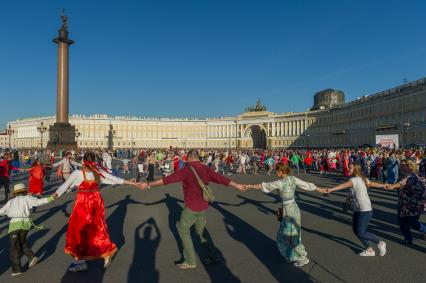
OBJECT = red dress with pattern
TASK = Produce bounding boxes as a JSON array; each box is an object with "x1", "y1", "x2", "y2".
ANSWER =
[
  {"x1": 64, "y1": 171, "x2": 117, "y2": 260},
  {"x1": 28, "y1": 165, "x2": 45, "y2": 195}
]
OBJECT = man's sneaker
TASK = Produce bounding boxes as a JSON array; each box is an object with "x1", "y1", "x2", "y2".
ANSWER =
[
  {"x1": 29, "y1": 257, "x2": 39, "y2": 268},
  {"x1": 68, "y1": 261, "x2": 88, "y2": 272},
  {"x1": 175, "y1": 262, "x2": 197, "y2": 270},
  {"x1": 11, "y1": 272, "x2": 22, "y2": 277},
  {"x1": 293, "y1": 258, "x2": 309, "y2": 267},
  {"x1": 377, "y1": 241, "x2": 387, "y2": 256},
  {"x1": 359, "y1": 249, "x2": 375, "y2": 256}
]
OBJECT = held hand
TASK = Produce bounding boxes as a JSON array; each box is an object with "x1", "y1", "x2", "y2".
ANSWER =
[
  {"x1": 138, "y1": 182, "x2": 148, "y2": 191},
  {"x1": 51, "y1": 193, "x2": 59, "y2": 200},
  {"x1": 384, "y1": 184, "x2": 393, "y2": 190},
  {"x1": 236, "y1": 183, "x2": 247, "y2": 192}
]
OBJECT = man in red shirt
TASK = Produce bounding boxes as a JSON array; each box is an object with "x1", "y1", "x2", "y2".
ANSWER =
[
  {"x1": 0, "y1": 152, "x2": 21, "y2": 203},
  {"x1": 139, "y1": 149, "x2": 246, "y2": 269}
]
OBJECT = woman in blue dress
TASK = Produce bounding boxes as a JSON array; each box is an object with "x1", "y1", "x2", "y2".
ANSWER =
[
  {"x1": 386, "y1": 151, "x2": 400, "y2": 184},
  {"x1": 247, "y1": 163, "x2": 325, "y2": 267}
]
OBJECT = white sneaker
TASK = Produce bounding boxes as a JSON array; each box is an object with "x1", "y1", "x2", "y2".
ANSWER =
[
  {"x1": 359, "y1": 249, "x2": 375, "y2": 256},
  {"x1": 68, "y1": 261, "x2": 88, "y2": 272},
  {"x1": 29, "y1": 257, "x2": 39, "y2": 268},
  {"x1": 378, "y1": 241, "x2": 386, "y2": 256},
  {"x1": 11, "y1": 272, "x2": 22, "y2": 277},
  {"x1": 293, "y1": 258, "x2": 310, "y2": 267},
  {"x1": 104, "y1": 254, "x2": 114, "y2": 268}
]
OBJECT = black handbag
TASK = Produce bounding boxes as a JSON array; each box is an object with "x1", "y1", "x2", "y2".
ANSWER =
[{"x1": 276, "y1": 207, "x2": 283, "y2": 222}]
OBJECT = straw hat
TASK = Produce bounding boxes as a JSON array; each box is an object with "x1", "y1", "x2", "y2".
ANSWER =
[{"x1": 13, "y1": 183, "x2": 27, "y2": 195}]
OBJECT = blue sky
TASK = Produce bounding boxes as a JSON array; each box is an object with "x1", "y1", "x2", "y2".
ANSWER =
[{"x1": 1, "y1": 0, "x2": 425, "y2": 128}]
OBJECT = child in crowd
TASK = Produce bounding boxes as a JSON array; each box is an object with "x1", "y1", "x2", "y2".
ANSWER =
[{"x1": 0, "y1": 183, "x2": 57, "y2": 276}]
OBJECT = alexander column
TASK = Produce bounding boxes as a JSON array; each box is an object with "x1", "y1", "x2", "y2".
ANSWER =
[{"x1": 48, "y1": 12, "x2": 77, "y2": 150}]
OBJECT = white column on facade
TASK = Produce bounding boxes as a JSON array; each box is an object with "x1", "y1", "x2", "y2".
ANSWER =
[
  {"x1": 284, "y1": 122, "x2": 288, "y2": 136},
  {"x1": 299, "y1": 121, "x2": 302, "y2": 135},
  {"x1": 297, "y1": 120, "x2": 300, "y2": 136},
  {"x1": 272, "y1": 122, "x2": 276, "y2": 137}
]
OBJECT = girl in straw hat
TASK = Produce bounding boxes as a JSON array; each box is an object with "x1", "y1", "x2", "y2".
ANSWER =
[{"x1": 0, "y1": 183, "x2": 57, "y2": 276}]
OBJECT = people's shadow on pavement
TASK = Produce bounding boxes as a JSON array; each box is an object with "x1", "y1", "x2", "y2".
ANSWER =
[
  {"x1": 60, "y1": 260, "x2": 106, "y2": 283},
  {"x1": 127, "y1": 217, "x2": 161, "y2": 283},
  {"x1": 60, "y1": 195, "x2": 144, "y2": 283},
  {"x1": 106, "y1": 195, "x2": 142, "y2": 249},
  {"x1": 143, "y1": 194, "x2": 241, "y2": 282},
  {"x1": 302, "y1": 226, "x2": 363, "y2": 253},
  {"x1": 30, "y1": 201, "x2": 72, "y2": 264},
  {"x1": 143, "y1": 193, "x2": 184, "y2": 263},
  {"x1": 211, "y1": 203, "x2": 312, "y2": 283},
  {"x1": 196, "y1": 229, "x2": 242, "y2": 283},
  {"x1": 231, "y1": 195, "x2": 276, "y2": 215}
]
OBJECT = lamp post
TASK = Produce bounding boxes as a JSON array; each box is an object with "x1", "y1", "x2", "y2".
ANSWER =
[
  {"x1": 37, "y1": 121, "x2": 48, "y2": 149},
  {"x1": 6, "y1": 125, "x2": 14, "y2": 148},
  {"x1": 75, "y1": 130, "x2": 80, "y2": 147}
]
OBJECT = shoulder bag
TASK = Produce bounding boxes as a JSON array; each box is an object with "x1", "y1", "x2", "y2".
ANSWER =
[{"x1": 189, "y1": 165, "x2": 215, "y2": 202}]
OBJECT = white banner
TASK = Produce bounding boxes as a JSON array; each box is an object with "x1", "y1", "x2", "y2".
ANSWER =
[{"x1": 375, "y1": 134, "x2": 399, "y2": 149}]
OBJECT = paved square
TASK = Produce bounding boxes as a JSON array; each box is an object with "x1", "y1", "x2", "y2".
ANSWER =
[{"x1": 0, "y1": 172, "x2": 424, "y2": 283}]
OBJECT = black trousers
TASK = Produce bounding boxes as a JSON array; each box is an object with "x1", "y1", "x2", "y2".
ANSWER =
[
  {"x1": 147, "y1": 164, "x2": 155, "y2": 182},
  {"x1": 398, "y1": 215, "x2": 421, "y2": 242},
  {"x1": 0, "y1": 176, "x2": 10, "y2": 202},
  {"x1": 9, "y1": 230, "x2": 35, "y2": 273}
]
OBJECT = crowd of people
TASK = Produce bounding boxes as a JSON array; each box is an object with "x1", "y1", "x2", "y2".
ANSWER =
[{"x1": 0, "y1": 145, "x2": 425, "y2": 276}]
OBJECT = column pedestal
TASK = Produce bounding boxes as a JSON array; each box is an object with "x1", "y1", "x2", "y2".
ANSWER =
[{"x1": 47, "y1": 122, "x2": 77, "y2": 151}]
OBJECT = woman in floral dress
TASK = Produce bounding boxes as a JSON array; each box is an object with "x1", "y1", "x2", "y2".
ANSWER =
[
  {"x1": 385, "y1": 159, "x2": 426, "y2": 244},
  {"x1": 246, "y1": 163, "x2": 325, "y2": 267}
]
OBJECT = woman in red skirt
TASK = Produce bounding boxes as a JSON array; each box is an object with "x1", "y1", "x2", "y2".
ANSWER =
[
  {"x1": 21, "y1": 159, "x2": 46, "y2": 196},
  {"x1": 54, "y1": 151, "x2": 139, "y2": 272},
  {"x1": 343, "y1": 151, "x2": 351, "y2": 177}
]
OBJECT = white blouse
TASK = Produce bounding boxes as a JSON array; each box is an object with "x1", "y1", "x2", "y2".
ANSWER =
[
  {"x1": 261, "y1": 177, "x2": 317, "y2": 193},
  {"x1": 55, "y1": 169, "x2": 125, "y2": 197}
]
